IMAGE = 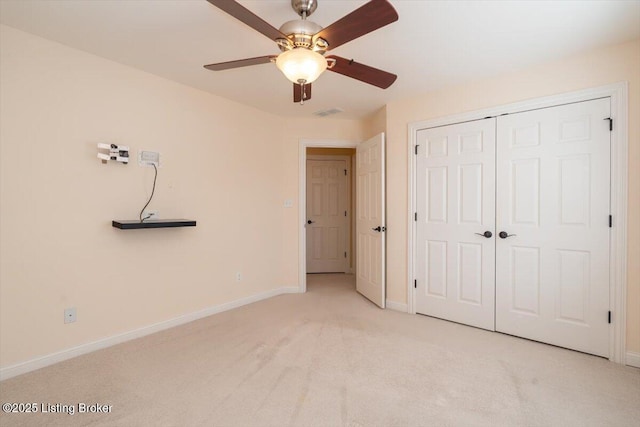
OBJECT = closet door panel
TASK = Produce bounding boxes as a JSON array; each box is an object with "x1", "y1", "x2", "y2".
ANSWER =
[
  {"x1": 415, "y1": 118, "x2": 496, "y2": 331},
  {"x1": 495, "y1": 98, "x2": 611, "y2": 357}
]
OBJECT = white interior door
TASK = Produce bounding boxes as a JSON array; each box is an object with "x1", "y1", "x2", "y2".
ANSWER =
[
  {"x1": 415, "y1": 118, "x2": 496, "y2": 330},
  {"x1": 356, "y1": 133, "x2": 385, "y2": 308},
  {"x1": 306, "y1": 160, "x2": 347, "y2": 273},
  {"x1": 495, "y1": 98, "x2": 611, "y2": 357}
]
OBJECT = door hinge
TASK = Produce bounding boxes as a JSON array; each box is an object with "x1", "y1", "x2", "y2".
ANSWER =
[
  {"x1": 414, "y1": 212, "x2": 417, "y2": 221},
  {"x1": 344, "y1": 251, "x2": 347, "y2": 258},
  {"x1": 414, "y1": 279, "x2": 417, "y2": 289},
  {"x1": 604, "y1": 117, "x2": 613, "y2": 131},
  {"x1": 415, "y1": 145, "x2": 419, "y2": 155},
  {"x1": 344, "y1": 169, "x2": 347, "y2": 176},
  {"x1": 608, "y1": 311, "x2": 612, "y2": 324},
  {"x1": 609, "y1": 215, "x2": 613, "y2": 228}
]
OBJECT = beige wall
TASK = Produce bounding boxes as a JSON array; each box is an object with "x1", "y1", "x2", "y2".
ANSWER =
[
  {"x1": 384, "y1": 38, "x2": 640, "y2": 354},
  {"x1": 363, "y1": 106, "x2": 387, "y2": 139},
  {"x1": 0, "y1": 26, "x2": 365, "y2": 368}
]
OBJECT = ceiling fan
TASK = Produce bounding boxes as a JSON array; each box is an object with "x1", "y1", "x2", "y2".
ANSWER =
[{"x1": 203, "y1": 0, "x2": 398, "y2": 104}]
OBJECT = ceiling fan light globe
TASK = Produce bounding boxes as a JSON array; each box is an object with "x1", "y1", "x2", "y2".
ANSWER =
[{"x1": 276, "y1": 48, "x2": 327, "y2": 84}]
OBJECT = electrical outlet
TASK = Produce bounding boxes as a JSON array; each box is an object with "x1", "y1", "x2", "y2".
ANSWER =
[
  {"x1": 142, "y1": 210, "x2": 158, "y2": 220},
  {"x1": 64, "y1": 307, "x2": 77, "y2": 324},
  {"x1": 236, "y1": 272, "x2": 242, "y2": 282}
]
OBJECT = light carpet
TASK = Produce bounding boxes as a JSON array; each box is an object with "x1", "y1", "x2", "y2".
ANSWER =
[{"x1": 0, "y1": 274, "x2": 638, "y2": 426}]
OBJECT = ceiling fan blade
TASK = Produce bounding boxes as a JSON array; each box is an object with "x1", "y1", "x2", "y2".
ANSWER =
[
  {"x1": 326, "y1": 55, "x2": 397, "y2": 89},
  {"x1": 314, "y1": 0, "x2": 398, "y2": 51},
  {"x1": 293, "y1": 83, "x2": 312, "y2": 103},
  {"x1": 204, "y1": 55, "x2": 276, "y2": 71},
  {"x1": 205, "y1": 0, "x2": 288, "y2": 41}
]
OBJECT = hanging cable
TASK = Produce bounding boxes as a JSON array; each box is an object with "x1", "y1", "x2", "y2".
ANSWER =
[{"x1": 139, "y1": 163, "x2": 158, "y2": 222}]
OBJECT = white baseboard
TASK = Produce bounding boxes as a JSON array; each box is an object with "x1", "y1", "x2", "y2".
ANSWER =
[
  {"x1": 626, "y1": 351, "x2": 640, "y2": 368},
  {"x1": 386, "y1": 299, "x2": 408, "y2": 313},
  {"x1": 0, "y1": 286, "x2": 300, "y2": 381}
]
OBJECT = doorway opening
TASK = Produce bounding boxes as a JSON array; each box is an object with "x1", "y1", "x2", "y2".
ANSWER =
[
  {"x1": 299, "y1": 134, "x2": 387, "y2": 310},
  {"x1": 299, "y1": 140, "x2": 358, "y2": 293}
]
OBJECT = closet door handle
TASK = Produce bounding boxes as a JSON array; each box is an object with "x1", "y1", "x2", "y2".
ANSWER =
[
  {"x1": 475, "y1": 231, "x2": 493, "y2": 238},
  {"x1": 499, "y1": 231, "x2": 516, "y2": 239},
  {"x1": 307, "y1": 220, "x2": 315, "y2": 224}
]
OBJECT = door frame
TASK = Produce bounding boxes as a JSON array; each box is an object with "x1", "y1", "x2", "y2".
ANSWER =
[
  {"x1": 299, "y1": 139, "x2": 358, "y2": 293},
  {"x1": 306, "y1": 155, "x2": 352, "y2": 274},
  {"x1": 407, "y1": 82, "x2": 629, "y2": 364}
]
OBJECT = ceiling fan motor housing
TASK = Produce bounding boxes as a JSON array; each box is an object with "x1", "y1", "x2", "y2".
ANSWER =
[{"x1": 278, "y1": 19, "x2": 325, "y2": 51}]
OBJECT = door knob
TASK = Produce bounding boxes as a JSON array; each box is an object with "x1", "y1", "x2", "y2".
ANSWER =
[
  {"x1": 372, "y1": 226, "x2": 386, "y2": 232},
  {"x1": 307, "y1": 220, "x2": 315, "y2": 224},
  {"x1": 475, "y1": 231, "x2": 493, "y2": 238},
  {"x1": 499, "y1": 231, "x2": 516, "y2": 239}
]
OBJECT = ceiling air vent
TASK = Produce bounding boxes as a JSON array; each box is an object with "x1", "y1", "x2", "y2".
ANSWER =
[{"x1": 313, "y1": 107, "x2": 344, "y2": 117}]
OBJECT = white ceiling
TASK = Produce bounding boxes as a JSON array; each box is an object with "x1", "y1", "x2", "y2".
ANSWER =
[{"x1": 1, "y1": 0, "x2": 639, "y2": 120}]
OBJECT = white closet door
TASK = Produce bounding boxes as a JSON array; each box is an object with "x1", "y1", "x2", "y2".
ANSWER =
[
  {"x1": 356, "y1": 133, "x2": 386, "y2": 308},
  {"x1": 415, "y1": 118, "x2": 496, "y2": 330},
  {"x1": 495, "y1": 98, "x2": 611, "y2": 357}
]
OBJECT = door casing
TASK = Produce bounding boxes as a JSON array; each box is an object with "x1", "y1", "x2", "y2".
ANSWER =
[{"x1": 408, "y1": 83, "x2": 629, "y2": 364}]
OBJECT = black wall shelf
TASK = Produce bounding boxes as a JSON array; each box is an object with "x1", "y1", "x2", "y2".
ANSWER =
[{"x1": 112, "y1": 219, "x2": 196, "y2": 230}]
